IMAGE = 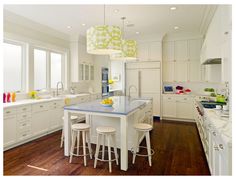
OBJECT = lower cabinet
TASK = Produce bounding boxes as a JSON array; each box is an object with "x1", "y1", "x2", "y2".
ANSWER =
[
  {"x1": 4, "y1": 114, "x2": 17, "y2": 147},
  {"x1": 162, "y1": 95, "x2": 194, "y2": 121}
]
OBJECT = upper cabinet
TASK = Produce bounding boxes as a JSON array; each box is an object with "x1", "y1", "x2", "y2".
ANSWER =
[
  {"x1": 162, "y1": 38, "x2": 202, "y2": 82},
  {"x1": 137, "y1": 41, "x2": 162, "y2": 61}
]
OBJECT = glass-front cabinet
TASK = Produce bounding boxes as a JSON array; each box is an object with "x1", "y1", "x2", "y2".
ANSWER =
[{"x1": 79, "y1": 63, "x2": 94, "y2": 81}]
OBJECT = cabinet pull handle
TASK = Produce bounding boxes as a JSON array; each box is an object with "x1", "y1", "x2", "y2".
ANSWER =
[
  {"x1": 23, "y1": 115, "x2": 27, "y2": 118},
  {"x1": 6, "y1": 111, "x2": 10, "y2": 114},
  {"x1": 214, "y1": 146, "x2": 219, "y2": 151},
  {"x1": 219, "y1": 144, "x2": 224, "y2": 150},
  {"x1": 40, "y1": 105, "x2": 44, "y2": 108},
  {"x1": 22, "y1": 134, "x2": 27, "y2": 137},
  {"x1": 184, "y1": 98, "x2": 187, "y2": 100},
  {"x1": 22, "y1": 123, "x2": 27, "y2": 126},
  {"x1": 212, "y1": 132, "x2": 216, "y2": 136},
  {"x1": 22, "y1": 108, "x2": 27, "y2": 110}
]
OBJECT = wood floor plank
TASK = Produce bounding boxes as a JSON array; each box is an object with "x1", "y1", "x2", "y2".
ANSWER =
[{"x1": 3, "y1": 120, "x2": 210, "y2": 175}]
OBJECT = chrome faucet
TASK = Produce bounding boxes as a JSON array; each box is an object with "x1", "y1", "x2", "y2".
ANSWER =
[
  {"x1": 128, "y1": 85, "x2": 137, "y2": 98},
  {"x1": 56, "y1": 81, "x2": 64, "y2": 96}
]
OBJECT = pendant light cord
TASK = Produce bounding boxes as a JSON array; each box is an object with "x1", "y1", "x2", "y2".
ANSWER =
[
  {"x1": 104, "y1": 4, "x2": 106, "y2": 25},
  {"x1": 121, "y1": 17, "x2": 126, "y2": 39}
]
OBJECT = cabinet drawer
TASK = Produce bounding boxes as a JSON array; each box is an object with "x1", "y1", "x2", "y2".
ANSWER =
[
  {"x1": 17, "y1": 105, "x2": 31, "y2": 113},
  {"x1": 175, "y1": 96, "x2": 193, "y2": 103},
  {"x1": 163, "y1": 96, "x2": 176, "y2": 101},
  {"x1": 49, "y1": 100, "x2": 64, "y2": 109},
  {"x1": 4, "y1": 108, "x2": 17, "y2": 117},
  {"x1": 17, "y1": 130, "x2": 31, "y2": 141},
  {"x1": 32, "y1": 103, "x2": 48, "y2": 113},
  {"x1": 17, "y1": 112, "x2": 31, "y2": 121},
  {"x1": 18, "y1": 120, "x2": 31, "y2": 131}
]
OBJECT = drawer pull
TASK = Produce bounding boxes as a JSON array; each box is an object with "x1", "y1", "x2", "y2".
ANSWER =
[
  {"x1": 22, "y1": 115, "x2": 27, "y2": 118},
  {"x1": 22, "y1": 123, "x2": 27, "y2": 126},
  {"x1": 184, "y1": 98, "x2": 187, "y2": 100},
  {"x1": 219, "y1": 144, "x2": 224, "y2": 150},
  {"x1": 212, "y1": 132, "x2": 216, "y2": 136},
  {"x1": 40, "y1": 105, "x2": 44, "y2": 108},
  {"x1": 22, "y1": 134, "x2": 27, "y2": 137},
  {"x1": 6, "y1": 111, "x2": 10, "y2": 114},
  {"x1": 22, "y1": 108, "x2": 27, "y2": 111}
]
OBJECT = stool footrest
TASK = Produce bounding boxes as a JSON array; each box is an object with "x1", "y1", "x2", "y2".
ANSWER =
[
  {"x1": 131, "y1": 146, "x2": 155, "y2": 157},
  {"x1": 70, "y1": 146, "x2": 93, "y2": 157},
  {"x1": 95, "y1": 150, "x2": 119, "y2": 162}
]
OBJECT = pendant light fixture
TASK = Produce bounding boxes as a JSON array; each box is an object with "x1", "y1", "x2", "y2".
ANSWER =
[
  {"x1": 110, "y1": 17, "x2": 137, "y2": 60},
  {"x1": 87, "y1": 5, "x2": 122, "y2": 55}
]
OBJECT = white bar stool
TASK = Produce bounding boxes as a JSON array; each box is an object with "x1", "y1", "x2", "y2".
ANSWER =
[
  {"x1": 69, "y1": 123, "x2": 93, "y2": 166},
  {"x1": 132, "y1": 123, "x2": 154, "y2": 166},
  {"x1": 94, "y1": 126, "x2": 119, "y2": 173},
  {"x1": 60, "y1": 115, "x2": 85, "y2": 148}
]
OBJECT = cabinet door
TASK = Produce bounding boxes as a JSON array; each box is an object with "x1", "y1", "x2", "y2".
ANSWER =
[
  {"x1": 32, "y1": 111, "x2": 50, "y2": 136},
  {"x1": 188, "y1": 39, "x2": 202, "y2": 61},
  {"x1": 90, "y1": 65, "x2": 94, "y2": 80},
  {"x1": 79, "y1": 64, "x2": 84, "y2": 81},
  {"x1": 176, "y1": 98, "x2": 193, "y2": 119},
  {"x1": 175, "y1": 61, "x2": 188, "y2": 82},
  {"x1": 163, "y1": 41, "x2": 174, "y2": 61},
  {"x1": 174, "y1": 40, "x2": 188, "y2": 61},
  {"x1": 49, "y1": 107, "x2": 63, "y2": 130},
  {"x1": 140, "y1": 68, "x2": 160, "y2": 93},
  {"x1": 162, "y1": 96, "x2": 176, "y2": 118},
  {"x1": 142, "y1": 93, "x2": 160, "y2": 116},
  {"x1": 163, "y1": 61, "x2": 175, "y2": 82},
  {"x1": 4, "y1": 115, "x2": 17, "y2": 147},
  {"x1": 149, "y1": 42, "x2": 162, "y2": 61},
  {"x1": 126, "y1": 69, "x2": 139, "y2": 97},
  {"x1": 137, "y1": 42, "x2": 148, "y2": 61},
  {"x1": 84, "y1": 64, "x2": 89, "y2": 80},
  {"x1": 188, "y1": 61, "x2": 201, "y2": 82}
]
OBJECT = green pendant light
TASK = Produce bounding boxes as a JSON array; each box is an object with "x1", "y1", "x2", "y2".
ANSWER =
[
  {"x1": 110, "y1": 17, "x2": 137, "y2": 60},
  {"x1": 87, "y1": 5, "x2": 122, "y2": 55}
]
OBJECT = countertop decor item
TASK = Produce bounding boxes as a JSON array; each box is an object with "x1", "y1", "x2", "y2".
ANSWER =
[
  {"x1": 100, "y1": 98, "x2": 113, "y2": 107},
  {"x1": 87, "y1": 5, "x2": 122, "y2": 55},
  {"x1": 3, "y1": 93, "x2": 6, "y2": 103},
  {"x1": 11, "y1": 92, "x2": 16, "y2": 102},
  {"x1": 28, "y1": 91, "x2": 38, "y2": 99},
  {"x1": 7, "y1": 92, "x2": 11, "y2": 102}
]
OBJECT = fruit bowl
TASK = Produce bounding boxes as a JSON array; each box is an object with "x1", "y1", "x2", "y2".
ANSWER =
[{"x1": 100, "y1": 103, "x2": 113, "y2": 107}]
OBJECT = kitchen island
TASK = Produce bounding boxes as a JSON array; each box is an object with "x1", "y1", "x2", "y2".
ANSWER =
[{"x1": 64, "y1": 96, "x2": 153, "y2": 171}]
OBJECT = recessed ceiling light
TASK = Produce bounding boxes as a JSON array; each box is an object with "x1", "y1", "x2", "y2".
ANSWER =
[
  {"x1": 136, "y1": 31, "x2": 140, "y2": 34},
  {"x1": 170, "y1": 7, "x2": 177, "y2": 10},
  {"x1": 82, "y1": 23, "x2": 86, "y2": 26},
  {"x1": 67, "y1": 26, "x2": 72, "y2": 29},
  {"x1": 114, "y1": 9, "x2": 119, "y2": 13},
  {"x1": 174, "y1": 26, "x2": 179, "y2": 30}
]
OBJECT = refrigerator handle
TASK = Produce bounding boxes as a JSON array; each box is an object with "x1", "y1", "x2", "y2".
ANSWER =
[{"x1": 138, "y1": 70, "x2": 141, "y2": 97}]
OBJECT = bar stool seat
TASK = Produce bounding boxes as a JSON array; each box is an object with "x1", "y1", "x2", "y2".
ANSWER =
[
  {"x1": 69, "y1": 123, "x2": 92, "y2": 166},
  {"x1": 94, "y1": 126, "x2": 119, "y2": 173},
  {"x1": 132, "y1": 123, "x2": 154, "y2": 166}
]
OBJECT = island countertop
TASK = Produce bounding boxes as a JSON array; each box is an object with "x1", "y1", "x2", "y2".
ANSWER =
[{"x1": 64, "y1": 96, "x2": 151, "y2": 115}]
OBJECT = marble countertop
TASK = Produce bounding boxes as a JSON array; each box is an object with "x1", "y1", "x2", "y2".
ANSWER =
[
  {"x1": 64, "y1": 96, "x2": 151, "y2": 115},
  {"x1": 3, "y1": 93, "x2": 90, "y2": 108}
]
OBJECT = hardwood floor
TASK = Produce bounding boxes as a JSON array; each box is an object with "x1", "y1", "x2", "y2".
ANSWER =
[{"x1": 3, "y1": 120, "x2": 210, "y2": 175}]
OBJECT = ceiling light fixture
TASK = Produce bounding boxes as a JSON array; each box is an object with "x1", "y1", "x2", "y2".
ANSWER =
[
  {"x1": 114, "y1": 9, "x2": 119, "y2": 13},
  {"x1": 87, "y1": 5, "x2": 122, "y2": 55},
  {"x1": 170, "y1": 7, "x2": 177, "y2": 10},
  {"x1": 67, "y1": 26, "x2": 72, "y2": 29},
  {"x1": 136, "y1": 31, "x2": 140, "y2": 34},
  {"x1": 110, "y1": 17, "x2": 137, "y2": 61},
  {"x1": 82, "y1": 23, "x2": 86, "y2": 26},
  {"x1": 174, "y1": 26, "x2": 179, "y2": 30}
]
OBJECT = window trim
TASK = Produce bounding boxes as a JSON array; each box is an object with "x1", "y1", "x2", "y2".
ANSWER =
[{"x1": 3, "y1": 39, "x2": 26, "y2": 93}]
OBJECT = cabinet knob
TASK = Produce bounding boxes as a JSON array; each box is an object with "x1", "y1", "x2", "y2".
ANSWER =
[
  {"x1": 219, "y1": 144, "x2": 224, "y2": 150},
  {"x1": 224, "y1": 31, "x2": 229, "y2": 35},
  {"x1": 212, "y1": 132, "x2": 216, "y2": 136}
]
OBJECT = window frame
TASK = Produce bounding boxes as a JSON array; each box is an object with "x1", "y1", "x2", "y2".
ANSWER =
[
  {"x1": 32, "y1": 46, "x2": 66, "y2": 91},
  {"x1": 3, "y1": 39, "x2": 26, "y2": 93}
]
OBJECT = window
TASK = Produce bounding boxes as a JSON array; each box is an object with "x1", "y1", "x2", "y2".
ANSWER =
[
  {"x1": 34, "y1": 49, "x2": 47, "y2": 90},
  {"x1": 50, "y1": 52, "x2": 62, "y2": 88},
  {"x1": 3, "y1": 42, "x2": 24, "y2": 92}
]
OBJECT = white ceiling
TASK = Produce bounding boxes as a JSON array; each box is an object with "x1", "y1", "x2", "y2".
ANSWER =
[{"x1": 4, "y1": 4, "x2": 214, "y2": 39}]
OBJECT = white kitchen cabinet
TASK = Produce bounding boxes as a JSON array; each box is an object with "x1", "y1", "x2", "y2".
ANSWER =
[
  {"x1": 162, "y1": 38, "x2": 202, "y2": 82},
  {"x1": 4, "y1": 110, "x2": 17, "y2": 147},
  {"x1": 162, "y1": 95, "x2": 194, "y2": 121},
  {"x1": 162, "y1": 96, "x2": 176, "y2": 118},
  {"x1": 163, "y1": 61, "x2": 175, "y2": 82},
  {"x1": 48, "y1": 100, "x2": 64, "y2": 130},
  {"x1": 138, "y1": 41, "x2": 162, "y2": 61},
  {"x1": 176, "y1": 97, "x2": 193, "y2": 119},
  {"x1": 174, "y1": 40, "x2": 188, "y2": 61},
  {"x1": 163, "y1": 41, "x2": 174, "y2": 61},
  {"x1": 126, "y1": 61, "x2": 161, "y2": 116},
  {"x1": 188, "y1": 61, "x2": 201, "y2": 82},
  {"x1": 175, "y1": 61, "x2": 188, "y2": 82},
  {"x1": 79, "y1": 63, "x2": 94, "y2": 81},
  {"x1": 32, "y1": 103, "x2": 50, "y2": 137}
]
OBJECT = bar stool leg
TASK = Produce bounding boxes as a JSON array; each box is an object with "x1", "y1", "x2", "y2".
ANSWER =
[
  {"x1": 60, "y1": 127, "x2": 64, "y2": 148},
  {"x1": 145, "y1": 131, "x2": 152, "y2": 166},
  {"x1": 132, "y1": 131, "x2": 139, "y2": 164},
  {"x1": 76, "y1": 131, "x2": 80, "y2": 155},
  {"x1": 107, "y1": 134, "x2": 112, "y2": 173},
  {"x1": 111, "y1": 134, "x2": 119, "y2": 165},
  {"x1": 82, "y1": 131, "x2": 87, "y2": 166},
  {"x1": 94, "y1": 134, "x2": 101, "y2": 168},
  {"x1": 86, "y1": 130, "x2": 93, "y2": 159},
  {"x1": 69, "y1": 130, "x2": 76, "y2": 163},
  {"x1": 102, "y1": 134, "x2": 105, "y2": 160}
]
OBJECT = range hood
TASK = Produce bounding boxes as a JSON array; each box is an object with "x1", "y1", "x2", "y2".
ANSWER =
[{"x1": 202, "y1": 58, "x2": 222, "y2": 65}]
